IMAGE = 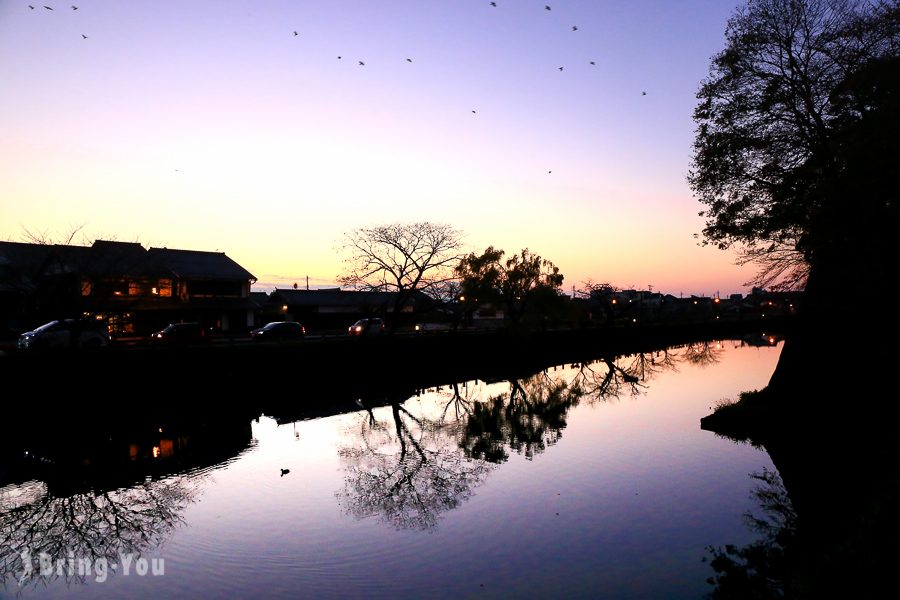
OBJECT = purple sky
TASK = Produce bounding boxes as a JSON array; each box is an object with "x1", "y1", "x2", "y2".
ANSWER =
[{"x1": 0, "y1": 0, "x2": 753, "y2": 295}]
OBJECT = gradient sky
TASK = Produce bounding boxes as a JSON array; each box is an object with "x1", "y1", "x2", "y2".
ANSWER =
[{"x1": 1, "y1": 0, "x2": 752, "y2": 295}]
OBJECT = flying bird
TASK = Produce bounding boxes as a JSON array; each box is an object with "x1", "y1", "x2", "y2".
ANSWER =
[
  {"x1": 280, "y1": 469, "x2": 290, "y2": 477},
  {"x1": 490, "y1": 1, "x2": 497, "y2": 6},
  {"x1": 406, "y1": 58, "x2": 412, "y2": 62},
  {"x1": 337, "y1": 55, "x2": 342, "y2": 59},
  {"x1": 558, "y1": 66, "x2": 564, "y2": 71},
  {"x1": 29, "y1": 5, "x2": 35, "y2": 9},
  {"x1": 545, "y1": 5, "x2": 551, "y2": 10},
  {"x1": 81, "y1": 34, "x2": 87, "y2": 39},
  {"x1": 471, "y1": 110, "x2": 477, "y2": 114},
  {"x1": 642, "y1": 91, "x2": 647, "y2": 96},
  {"x1": 293, "y1": 31, "x2": 298, "y2": 36},
  {"x1": 43, "y1": 5, "x2": 53, "y2": 9},
  {"x1": 589, "y1": 61, "x2": 596, "y2": 65},
  {"x1": 358, "y1": 60, "x2": 365, "y2": 66},
  {"x1": 572, "y1": 26, "x2": 578, "y2": 31},
  {"x1": 71, "y1": 5, "x2": 78, "y2": 9}
]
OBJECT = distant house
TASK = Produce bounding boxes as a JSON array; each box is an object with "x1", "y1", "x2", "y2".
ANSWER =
[{"x1": 0, "y1": 240, "x2": 256, "y2": 335}]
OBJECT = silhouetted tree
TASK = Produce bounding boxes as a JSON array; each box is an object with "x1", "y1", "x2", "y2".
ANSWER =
[
  {"x1": 337, "y1": 223, "x2": 464, "y2": 328},
  {"x1": 689, "y1": 0, "x2": 899, "y2": 290},
  {"x1": 455, "y1": 246, "x2": 565, "y2": 324}
]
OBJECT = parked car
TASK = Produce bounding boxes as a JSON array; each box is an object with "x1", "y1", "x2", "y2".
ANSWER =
[
  {"x1": 348, "y1": 318, "x2": 385, "y2": 336},
  {"x1": 151, "y1": 322, "x2": 208, "y2": 345},
  {"x1": 17, "y1": 319, "x2": 111, "y2": 350},
  {"x1": 250, "y1": 321, "x2": 305, "y2": 341}
]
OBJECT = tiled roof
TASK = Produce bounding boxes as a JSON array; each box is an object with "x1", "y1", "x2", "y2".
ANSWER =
[{"x1": 147, "y1": 247, "x2": 255, "y2": 281}]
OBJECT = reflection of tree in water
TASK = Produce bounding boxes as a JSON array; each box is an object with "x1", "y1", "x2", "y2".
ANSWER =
[
  {"x1": 337, "y1": 400, "x2": 492, "y2": 530},
  {"x1": 461, "y1": 372, "x2": 581, "y2": 463},
  {"x1": 0, "y1": 474, "x2": 201, "y2": 589},
  {"x1": 682, "y1": 341, "x2": 724, "y2": 368},
  {"x1": 338, "y1": 340, "x2": 738, "y2": 530},
  {"x1": 704, "y1": 468, "x2": 799, "y2": 599}
]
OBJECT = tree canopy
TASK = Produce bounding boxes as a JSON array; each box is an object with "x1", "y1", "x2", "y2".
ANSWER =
[
  {"x1": 689, "y1": 0, "x2": 899, "y2": 289},
  {"x1": 455, "y1": 247, "x2": 564, "y2": 323}
]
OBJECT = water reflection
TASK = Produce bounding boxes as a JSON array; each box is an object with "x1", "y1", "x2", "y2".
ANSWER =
[
  {"x1": 704, "y1": 469, "x2": 797, "y2": 599},
  {"x1": 461, "y1": 373, "x2": 580, "y2": 463},
  {"x1": 337, "y1": 396, "x2": 493, "y2": 530},
  {"x1": 0, "y1": 415, "x2": 253, "y2": 589},
  {"x1": 333, "y1": 340, "x2": 735, "y2": 530},
  {"x1": 0, "y1": 335, "x2": 783, "y2": 598}
]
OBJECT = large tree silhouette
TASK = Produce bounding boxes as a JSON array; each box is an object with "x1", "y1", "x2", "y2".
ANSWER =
[
  {"x1": 690, "y1": 0, "x2": 899, "y2": 398},
  {"x1": 689, "y1": 0, "x2": 898, "y2": 291},
  {"x1": 337, "y1": 222, "x2": 464, "y2": 327}
]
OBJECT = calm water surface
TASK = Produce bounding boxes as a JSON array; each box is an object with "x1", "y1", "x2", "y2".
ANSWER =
[{"x1": 1, "y1": 340, "x2": 782, "y2": 599}]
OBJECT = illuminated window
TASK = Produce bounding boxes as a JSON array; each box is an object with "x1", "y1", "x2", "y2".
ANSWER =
[
  {"x1": 157, "y1": 279, "x2": 173, "y2": 297},
  {"x1": 81, "y1": 279, "x2": 92, "y2": 296}
]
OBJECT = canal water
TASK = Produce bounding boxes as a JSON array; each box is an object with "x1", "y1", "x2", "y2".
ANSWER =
[{"x1": 1, "y1": 339, "x2": 782, "y2": 599}]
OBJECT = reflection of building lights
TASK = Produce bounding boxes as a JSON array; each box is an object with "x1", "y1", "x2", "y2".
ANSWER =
[
  {"x1": 152, "y1": 446, "x2": 160, "y2": 458},
  {"x1": 714, "y1": 298, "x2": 720, "y2": 303},
  {"x1": 632, "y1": 318, "x2": 637, "y2": 323},
  {"x1": 151, "y1": 287, "x2": 158, "y2": 295},
  {"x1": 716, "y1": 342, "x2": 723, "y2": 349},
  {"x1": 459, "y1": 295, "x2": 465, "y2": 302},
  {"x1": 282, "y1": 304, "x2": 289, "y2": 312},
  {"x1": 611, "y1": 299, "x2": 617, "y2": 304},
  {"x1": 158, "y1": 427, "x2": 163, "y2": 433},
  {"x1": 769, "y1": 336, "x2": 776, "y2": 344}
]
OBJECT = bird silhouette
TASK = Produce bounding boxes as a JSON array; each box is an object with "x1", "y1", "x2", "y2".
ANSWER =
[
  {"x1": 589, "y1": 61, "x2": 596, "y2": 65},
  {"x1": 358, "y1": 60, "x2": 365, "y2": 66},
  {"x1": 337, "y1": 55, "x2": 342, "y2": 59},
  {"x1": 293, "y1": 31, "x2": 299, "y2": 36},
  {"x1": 558, "y1": 66, "x2": 564, "y2": 71},
  {"x1": 642, "y1": 91, "x2": 647, "y2": 96},
  {"x1": 572, "y1": 26, "x2": 578, "y2": 31},
  {"x1": 406, "y1": 58, "x2": 412, "y2": 62},
  {"x1": 490, "y1": 1, "x2": 497, "y2": 6},
  {"x1": 71, "y1": 5, "x2": 78, "y2": 9},
  {"x1": 81, "y1": 34, "x2": 87, "y2": 39},
  {"x1": 280, "y1": 468, "x2": 290, "y2": 477},
  {"x1": 545, "y1": 5, "x2": 551, "y2": 10},
  {"x1": 29, "y1": 5, "x2": 35, "y2": 9},
  {"x1": 471, "y1": 110, "x2": 477, "y2": 114},
  {"x1": 548, "y1": 170, "x2": 552, "y2": 174},
  {"x1": 43, "y1": 5, "x2": 53, "y2": 9}
]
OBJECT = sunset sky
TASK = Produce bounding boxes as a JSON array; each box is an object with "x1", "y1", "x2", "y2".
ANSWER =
[{"x1": 1, "y1": 0, "x2": 753, "y2": 296}]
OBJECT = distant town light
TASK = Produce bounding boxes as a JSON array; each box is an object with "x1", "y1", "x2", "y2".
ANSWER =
[{"x1": 282, "y1": 304, "x2": 288, "y2": 312}]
